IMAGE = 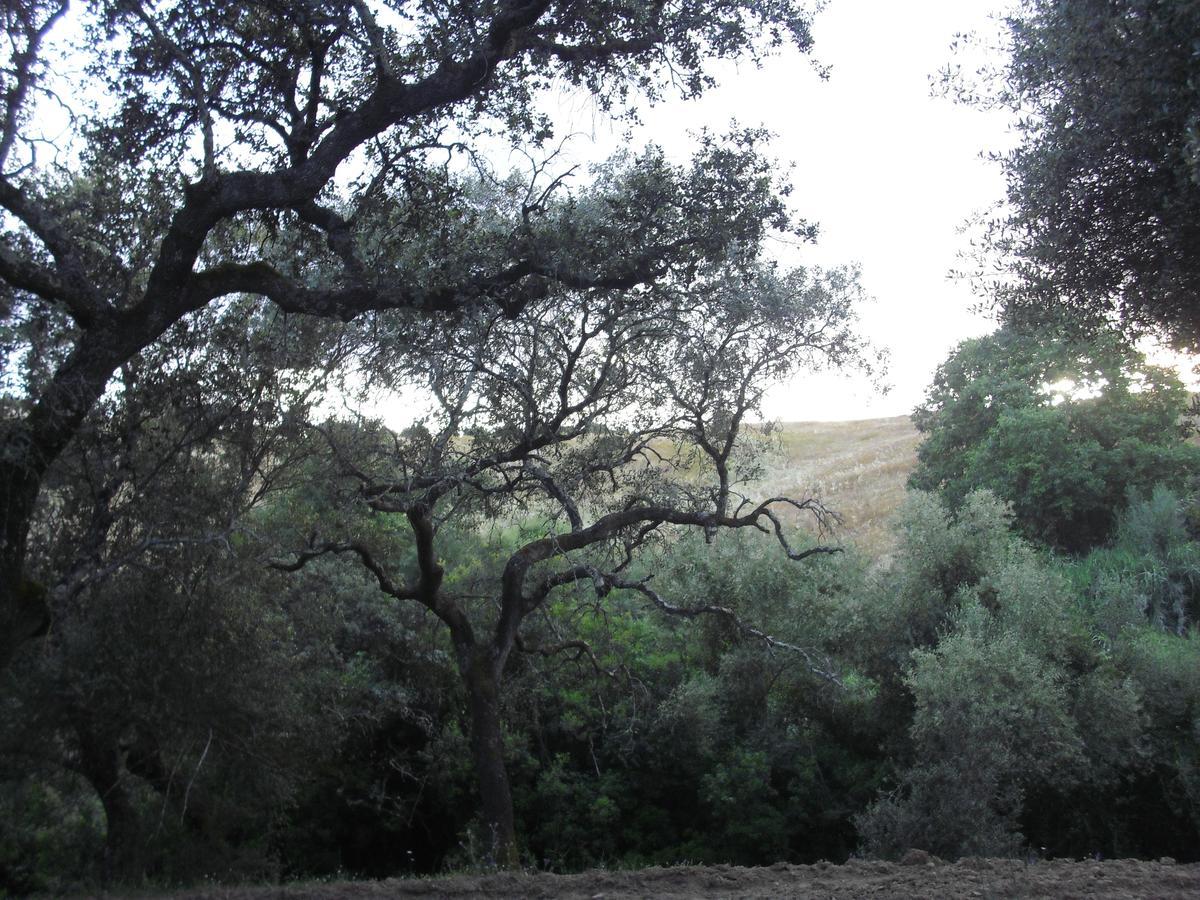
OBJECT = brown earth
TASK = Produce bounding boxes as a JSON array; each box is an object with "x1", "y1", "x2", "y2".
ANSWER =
[{"x1": 168, "y1": 857, "x2": 1199, "y2": 899}]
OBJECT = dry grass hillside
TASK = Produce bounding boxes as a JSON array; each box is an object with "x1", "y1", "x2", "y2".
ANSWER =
[{"x1": 757, "y1": 415, "x2": 922, "y2": 558}]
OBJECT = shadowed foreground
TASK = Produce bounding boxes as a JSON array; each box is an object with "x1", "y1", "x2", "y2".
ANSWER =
[{"x1": 167, "y1": 858, "x2": 1199, "y2": 899}]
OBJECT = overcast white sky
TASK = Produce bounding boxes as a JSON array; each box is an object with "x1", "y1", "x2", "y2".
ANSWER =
[{"x1": 542, "y1": 0, "x2": 1018, "y2": 422}]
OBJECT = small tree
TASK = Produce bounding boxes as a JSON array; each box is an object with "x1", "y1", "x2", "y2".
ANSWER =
[
  {"x1": 275, "y1": 265, "x2": 872, "y2": 864},
  {"x1": 856, "y1": 490, "x2": 1146, "y2": 861}
]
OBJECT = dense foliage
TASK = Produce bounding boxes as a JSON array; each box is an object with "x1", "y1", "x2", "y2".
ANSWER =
[
  {"x1": 5, "y1": 483, "x2": 1199, "y2": 892},
  {"x1": 0, "y1": 0, "x2": 826, "y2": 669},
  {"x1": 910, "y1": 324, "x2": 1199, "y2": 552},
  {"x1": 973, "y1": 0, "x2": 1200, "y2": 348},
  {"x1": 4, "y1": 0, "x2": 1200, "y2": 892},
  {"x1": 0, "y1": 1, "x2": 864, "y2": 875}
]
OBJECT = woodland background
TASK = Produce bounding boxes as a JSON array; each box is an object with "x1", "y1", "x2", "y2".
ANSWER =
[{"x1": 2, "y1": 0, "x2": 1200, "y2": 893}]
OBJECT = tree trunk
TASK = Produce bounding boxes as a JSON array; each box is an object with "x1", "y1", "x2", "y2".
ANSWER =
[
  {"x1": 95, "y1": 773, "x2": 142, "y2": 886},
  {"x1": 0, "y1": 574, "x2": 49, "y2": 671},
  {"x1": 126, "y1": 727, "x2": 209, "y2": 835},
  {"x1": 0, "y1": 320, "x2": 168, "y2": 672},
  {"x1": 0, "y1": 462, "x2": 49, "y2": 670},
  {"x1": 461, "y1": 648, "x2": 520, "y2": 868},
  {"x1": 73, "y1": 715, "x2": 142, "y2": 885}
]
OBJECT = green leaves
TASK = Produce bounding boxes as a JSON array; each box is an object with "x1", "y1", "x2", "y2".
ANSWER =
[
  {"x1": 911, "y1": 325, "x2": 1200, "y2": 553},
  {"x1": 978, "y1": 0, "x2": 1200, "y2": 349}
]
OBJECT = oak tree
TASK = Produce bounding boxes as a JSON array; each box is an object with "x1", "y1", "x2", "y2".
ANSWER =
[
  {"x1": 970, "y1": 0, "x2": 1200, "y2": 349},
  {"x1": 911, "y1": 325, "x2": 1199, "y2": 552},
  {"x1": 0, "y1": 0, "x2": 822, "y2": 667},
  {"x1": 273, "y1": 263, "x2": 871, "y2": 864}
]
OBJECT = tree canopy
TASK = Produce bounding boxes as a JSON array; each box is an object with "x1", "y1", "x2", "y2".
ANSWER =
[
  {"x1": 972, "y1": 0, "x2": 1200, "y2": 349},
  {"x1": 11, "y1": 0, "x2": 1200, "y2": 889},
  {"x1": 910, "y1": 324, "x2": 1199, "y2": 552},
  {"x1": 0, "y1": 0, "x2": 883, "y2": 870},
  {"x1": 0, "y1": 0, "x2": 824, "y2": 667}
]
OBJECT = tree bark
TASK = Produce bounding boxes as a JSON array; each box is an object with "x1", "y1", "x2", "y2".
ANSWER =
[
  {"x1": 125, "y1": 728, "x2": 209, "y2": 836},
  {"x1": 461, "y1": 647, "x2": 520, "y2": 868},
  {"x1": 73, "y1": 715, "x2": 142, "y2": 885},
  {"x1": 0, "y1": 572, "x2": 49, "y2": 672}
]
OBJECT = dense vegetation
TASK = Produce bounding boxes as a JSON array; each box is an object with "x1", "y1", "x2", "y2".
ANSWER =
[
  {"x1": 3, "y1": 0, "x2": 1200, "y2": 894},
  {"x1": 911, "y1": 324, "x2": 1200, "y2": 552},
  {"x1": 4, "y1": 465, "x2": 1199, "y2": 892},
  {"x1": 968, "y1": 0, "x2": 1200, "y2": 350}
]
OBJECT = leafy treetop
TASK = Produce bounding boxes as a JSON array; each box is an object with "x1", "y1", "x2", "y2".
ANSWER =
[
  {"x1": 910, "y1": 324, "x2": 1198, "y2": 552},
  {"x1": 962, "y1": 0, "x2": 1200, "y2": 349}
]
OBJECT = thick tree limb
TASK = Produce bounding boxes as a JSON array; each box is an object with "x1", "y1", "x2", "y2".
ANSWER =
[
  {"x1": 502, "y1": 497, "x2": 841, "y2": 611},
  {"x1": 0, "y1": 180, "x2": 110, "y2": 324},
  {"x1": 525, "y1": 462, "x2": 583, "y2": 532},
  {"x1": 0, "y1": 241, "x2": 76, "y2": 311},
  {"x1": 492, "y1": 496, "x2": 841, "y2": 668}
]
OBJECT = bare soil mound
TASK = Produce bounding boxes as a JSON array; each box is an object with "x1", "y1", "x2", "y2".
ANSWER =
[{"x1": 173, "y1": 857, "x2": 1199, "y2": 899}]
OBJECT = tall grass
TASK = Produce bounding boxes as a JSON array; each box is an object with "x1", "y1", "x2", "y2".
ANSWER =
[{"x1": 755, "y1": 416, "x2": 921, "y2": 558}]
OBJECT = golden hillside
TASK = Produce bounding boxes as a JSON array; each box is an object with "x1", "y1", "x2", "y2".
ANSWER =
[{"x1": 762, "y1": 415, "x2": 922, "y2": 556}]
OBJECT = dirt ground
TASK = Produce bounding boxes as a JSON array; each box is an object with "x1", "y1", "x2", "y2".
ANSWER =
[{"x1": 171, "y1": 856, "x2": 1200, "y2": 899}]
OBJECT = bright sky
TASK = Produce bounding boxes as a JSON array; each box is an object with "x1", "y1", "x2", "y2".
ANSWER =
[{"x1": 543, "y1": 0, "x2": 1018, "y2": 422}]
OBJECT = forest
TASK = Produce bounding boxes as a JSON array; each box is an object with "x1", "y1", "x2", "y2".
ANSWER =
[{"x1": 1, "y1": 0, "x2": 1198, "y2": 894}]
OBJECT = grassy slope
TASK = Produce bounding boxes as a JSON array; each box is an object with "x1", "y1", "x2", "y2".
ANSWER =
[{"x1": 761, "y1": 415, "x2": 922, "y2": 558}]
